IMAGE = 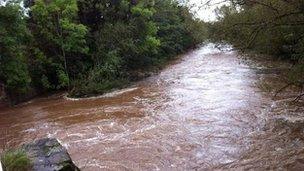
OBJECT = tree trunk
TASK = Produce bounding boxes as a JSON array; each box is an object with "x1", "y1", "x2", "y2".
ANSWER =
[{"x1": 57, "y1": 12, "x2": 70, "y2": 91}]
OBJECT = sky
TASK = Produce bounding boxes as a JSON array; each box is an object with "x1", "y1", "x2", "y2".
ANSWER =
[
  {"x1": 185, "y1": 0, "x2": 228, "y2": 21},
  {"x1": 0, "y1": 0, "x2": 224, "y2": 22}
]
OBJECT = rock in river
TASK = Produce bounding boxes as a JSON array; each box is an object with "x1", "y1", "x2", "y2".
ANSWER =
[{"x1": 22, "y1": 138, "x2": 79, "y2": 171}]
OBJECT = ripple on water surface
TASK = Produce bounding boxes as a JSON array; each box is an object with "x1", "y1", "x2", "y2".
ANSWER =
[{"x1": 0, "y1": 44, "x2": 304, "y2": 170}]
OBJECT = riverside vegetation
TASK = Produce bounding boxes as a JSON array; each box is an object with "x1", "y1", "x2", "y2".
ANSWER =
[
  {"x1": 1, "y1": 149, "x2": 31, "y2": 171},
  {"x1": 0, "y1": 0, "x2": 207, "y2": 105},
  {"x1": 208, "y1": 0, "x2": 304, "y2": 99},
  {"x1": 1, "y1": 1, "x2": 304, "y2": 170}
]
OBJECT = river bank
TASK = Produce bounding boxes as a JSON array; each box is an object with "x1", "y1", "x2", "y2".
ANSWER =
[
  {"x1": 0, "y1": 44, "x2": 303, "y2": 170},
  {"x1": 1, "y1": 44, "x2": 200, "y2": 107}
]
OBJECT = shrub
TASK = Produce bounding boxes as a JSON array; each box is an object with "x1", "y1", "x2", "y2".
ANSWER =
[{"x1": 1, "y1": 149, "x2": 32, "y2": 171}]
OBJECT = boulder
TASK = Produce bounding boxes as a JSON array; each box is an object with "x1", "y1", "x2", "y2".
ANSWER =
[{"x1": 22, "y1": 138, "x2": 79, "y2": 171}]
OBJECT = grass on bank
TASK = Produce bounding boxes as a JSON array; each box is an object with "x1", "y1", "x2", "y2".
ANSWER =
[{"x1": 1, "y1": 149, "x2": 31, "y2": 171}]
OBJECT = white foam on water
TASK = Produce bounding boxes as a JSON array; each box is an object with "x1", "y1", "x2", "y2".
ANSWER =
[
  {"x1": 276, "y1": 115, "x2": 304, "y2": 123},
  {"x1": 23, "y1": 128, "x2": 36, "y2": 133},
  {"x1": 198, "y1": 43, "x2": 234, "y2": 55},
  {"x1": 67, "y1": 133, "x2": 84, "y2": 138},
  {"x1": 65, "y1": 87, "x2": 138, "y2": 101}
]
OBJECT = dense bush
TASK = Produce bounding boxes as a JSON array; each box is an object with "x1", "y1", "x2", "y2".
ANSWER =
[
  {"x1": 0, "y1": 3, "x2": 31, "y2": 96},
  {"x1": 0, "y1": 0, "x2": 207, "y2": 103},
  {"x1": 209, "y1": 0, "x2": 304, "y2": 58}
]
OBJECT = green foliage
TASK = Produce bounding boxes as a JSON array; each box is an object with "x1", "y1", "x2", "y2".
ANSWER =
[
  {"x1": 288, "y1": 64, "x2": 304, "y2": 86},
  {"x1": 71, "y1": 0, "x2": 207, "y2": 96},
  {"x1": 30, "y1": 0, "x2": 88, "y2": 89},
  {"x1": 70, "y1": 66, "x2": 129, "y2": 97},
  {"x1": 210, "y1": 0, "x2": 304, "y2": 59},
  {"x1": 41, "y1": 75, "x2": 52, "y2": 89},
  {"x1": 153, "y1": 0, "x2": 207, "y2": 57},
  {"x1": 210, "y1": 0, "x2": 304, "y2": 95},
  {"x1": 57, "y1": 69, "x2": 70, "y2": 89},
  {"x1": 0, "y1": 0, "x2": 207, "y2": 101},
  {"x1": 1, "y1": 149, "x2": 32, "y2": 171},
  {"x1": 0, "y1": 2, "x2": 31, "y2": 94}
]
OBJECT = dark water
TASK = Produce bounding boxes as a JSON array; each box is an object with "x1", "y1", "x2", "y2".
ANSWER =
[{"x1": 1, "y1": 44, "x2": 304, "y2": 170}]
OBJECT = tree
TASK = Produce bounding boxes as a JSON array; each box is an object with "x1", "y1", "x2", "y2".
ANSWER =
[
  {"x1": 1, "y1": 0, "x2": 207, "y2": 101},
  {"x1": 30, "y1": 0, "x2": 88, "y2": 89},
  {"x1": 209, "y1": 0, "x2": 304, "y2": 100},
  {"x1": 0, "y1": 1, "x2": 31, "y2": 102},
  {"x1": 70, "y1": 0, "x2": 207, "y2": 97}
]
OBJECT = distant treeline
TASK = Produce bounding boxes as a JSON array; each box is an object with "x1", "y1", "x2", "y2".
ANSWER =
[
  {"x1": 209, "y1": 0, "x2": 304, "y2": 98},
  {"x1": 0, "y1": 0, "x2": 207, "y2": 104}
]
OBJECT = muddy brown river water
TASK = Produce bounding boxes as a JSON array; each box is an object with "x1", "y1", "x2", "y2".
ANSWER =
[{"x1": 1, "y1": 44, "x2": 304, "y2": 170}]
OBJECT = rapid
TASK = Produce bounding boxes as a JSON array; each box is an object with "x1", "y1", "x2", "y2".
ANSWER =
[{"x1": 1, "y1": 44, "x2": 304, "y2": 170}]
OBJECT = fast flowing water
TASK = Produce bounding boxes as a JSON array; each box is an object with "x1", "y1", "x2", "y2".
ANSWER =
[{"x1": 1, "y1": 44, "x2": 304, "y2": 170}]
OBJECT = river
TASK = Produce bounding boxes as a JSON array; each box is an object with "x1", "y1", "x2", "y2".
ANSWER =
[{"x1": 0, "y1": 44, "x2": 304, "y2": 170}]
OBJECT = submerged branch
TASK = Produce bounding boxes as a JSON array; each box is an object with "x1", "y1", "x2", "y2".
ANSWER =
[{"x1": 274, "y1": 83, "x2": 293, "y2": 97}]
